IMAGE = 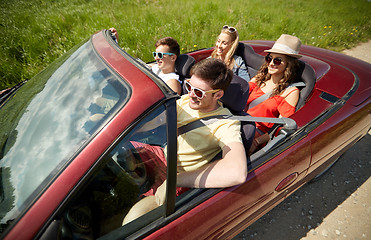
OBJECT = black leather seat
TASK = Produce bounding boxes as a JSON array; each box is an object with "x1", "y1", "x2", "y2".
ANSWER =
[
  {"x1": 295, "y1": 60, "x2": 316, "y2": 110},
  {"x1": 175, "y1": 54, "x2": 196, "y2": 84},
  {"x1": 235, "y1": 42, "x2": 265, "y2": 78},
  {"x1": 221, "y1": 75, "x2": 256, "y2": 157}
]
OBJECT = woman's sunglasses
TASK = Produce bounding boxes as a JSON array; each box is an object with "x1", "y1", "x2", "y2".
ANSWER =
[
  {"x1": 222, "y1": 25, "x2": 236, "y2": 33},
  {"x1": 265, "y1": 54, "x2": 284, "y2": 66},
  {"x1": 152, "y1": 52, "x2": 175, "y2": 59},
  {"x1": 185, "y1": 80, "x2": 220, "y2": 99}
]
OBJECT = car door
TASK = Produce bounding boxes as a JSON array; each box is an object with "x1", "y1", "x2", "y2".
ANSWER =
[
  {"x1": 139, "y1": 130, "x2": 312, "y2": 240},
  {"x1": 37, "y1": 97, "x2": 178, "y2": 239}
]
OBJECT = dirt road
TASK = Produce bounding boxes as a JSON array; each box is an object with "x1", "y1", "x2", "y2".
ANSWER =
[{"x1": 234, "y1": 41, "x2": 371, "y2": 240}]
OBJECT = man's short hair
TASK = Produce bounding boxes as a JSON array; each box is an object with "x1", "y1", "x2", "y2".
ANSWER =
[
  {"x1": 155, "y1": 37, "x2": 180, "y2": 57},
  {"x1": 190, "y1": 58, "x2": 233, "y2": 91}
]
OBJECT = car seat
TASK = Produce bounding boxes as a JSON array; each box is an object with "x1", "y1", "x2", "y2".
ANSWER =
[
  {"x1": 220, "y1": 75, "x2": 256, "y2": 157},
  {"x1": 295, "y1": 60, "x2": 316, "y2": 110},
  {"x1": 175, "y1": 54, "x2": 196, "y2": 84},
  {"x1": 235, "y1": 42, "x2": 265, "y2": 78}
]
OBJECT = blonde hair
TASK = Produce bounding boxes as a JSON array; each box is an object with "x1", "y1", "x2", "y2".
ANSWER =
[{"x1": 211, "y1": 26, "x2": 239, "y2": 69}]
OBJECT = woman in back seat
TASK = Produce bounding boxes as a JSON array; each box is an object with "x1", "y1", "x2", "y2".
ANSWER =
[
  {"x1": 244, "y1": 34, "x2": 302, "y2": 153},
  {"x1": 210, "y1": 25, "x2": 250, "y2": 81}
]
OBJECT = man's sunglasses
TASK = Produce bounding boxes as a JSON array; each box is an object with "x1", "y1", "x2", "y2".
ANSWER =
[
  {"x1": 185, "y1": 80, "x2": 220, "y2": 99},
  {"x1": 222, "y1": 25, "x2": 236, "y2": 33},
  {"x1": 265, "y1": 54, "x2": 284, "y2": 66},
  {"x1": 152, "y1": 52, "x2": 175, "y2": 59}
]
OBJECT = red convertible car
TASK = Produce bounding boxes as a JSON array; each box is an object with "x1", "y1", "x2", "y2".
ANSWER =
[{"x1": 0, "y1": 30, "x2": 370, "y2": 240}]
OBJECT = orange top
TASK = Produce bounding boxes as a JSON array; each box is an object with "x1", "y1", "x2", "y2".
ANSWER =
[{"x1": 245, "y1": 82, "x2": 298, "y2": 133}]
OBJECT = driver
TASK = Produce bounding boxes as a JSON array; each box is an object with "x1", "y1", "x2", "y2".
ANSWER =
[{"x1": 123, "y1": 58, "x2": 250, "y2": 224}]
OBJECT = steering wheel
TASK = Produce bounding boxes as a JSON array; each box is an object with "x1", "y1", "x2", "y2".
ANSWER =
[{"x1": 116, "y1": 143, "x2": 151, "y2": 193}]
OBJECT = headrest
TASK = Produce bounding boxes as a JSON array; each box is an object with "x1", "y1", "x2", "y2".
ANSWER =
[
  {"x1": 175, "y1": 54, "x2": 196, "y2": 79},
  {"x1": 236, "y1": 42, "x2": 264, "y2": 69},
  {"x1": 220, "y1": 74, "x2": 250, "y2": 113},
  {"x1": 236, "y1": 42, "x2": 264, "y2": 78},
  {"x1": 296, "y1": 60, "x2": 316, "y2": 110}
]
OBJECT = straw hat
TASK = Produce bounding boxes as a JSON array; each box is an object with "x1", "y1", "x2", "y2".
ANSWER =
[{"x1": 264, "y1": 34, "x2": 302, "y2": 58}]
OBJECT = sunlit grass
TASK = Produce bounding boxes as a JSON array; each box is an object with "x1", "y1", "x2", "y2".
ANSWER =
[{"x1": 0, "y1": 0, "x2": 370, "y2": 90}]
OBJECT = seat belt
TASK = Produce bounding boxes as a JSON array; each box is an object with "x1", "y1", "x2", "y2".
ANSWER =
[
  {"x1": 248, "y1": 82, "x2": 306, "y2": 110},
  {"x1": 177, "y1": 115, "x2": 297, "y2": 136}
]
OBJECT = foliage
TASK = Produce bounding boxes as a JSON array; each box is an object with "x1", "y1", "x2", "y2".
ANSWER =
[{"x1": 0, "y1": 0, "x2": 370, "y2": 89}]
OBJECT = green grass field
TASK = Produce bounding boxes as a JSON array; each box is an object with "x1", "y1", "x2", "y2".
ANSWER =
[{"x1": 0, "y1": 0, "x2": 370, "y2": 90}]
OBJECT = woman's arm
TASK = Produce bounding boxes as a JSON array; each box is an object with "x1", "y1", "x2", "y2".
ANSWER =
[
  {"x1": 278, "y1": 87, "x2": 299, "y2": 118},
  {"x1": 234, "y1": 56, "x2": 250, "y2": 81}
]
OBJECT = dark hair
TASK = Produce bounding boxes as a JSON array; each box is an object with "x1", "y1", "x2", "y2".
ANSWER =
[
  {"x1": 190, "y1": 58, "x2": 233, "y2": 91},
  {"x1": 255, "y1": 55, "x2": 301, "y2": 96},
  {"x1": 155, "y1": 37, "x2": 180, "y2": 57}
]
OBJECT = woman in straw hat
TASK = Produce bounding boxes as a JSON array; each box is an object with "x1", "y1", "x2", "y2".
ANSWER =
[
  {"x1": 210, "y1": 25, "x2": 250, "y2": 81},
  {"x1": 244, "y1": 34, "x2": 302, "y2": 153}
]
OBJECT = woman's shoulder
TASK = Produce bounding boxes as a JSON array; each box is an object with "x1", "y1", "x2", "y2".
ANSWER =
[
  {"x1": 249, "y1": 77, "x2": 258, "y2": 84},
  {"x1": 280, "y1": 86, "x2": 299, "y2": 107},
  {"x1": 281, "y1": 86, "x2": 299, "y2": 97},
  {"x1": 233, "y1": 55, "x2": 247, "y2": 71},
  {"x1": 233, "y1": 55, "x2": 244, "y2": 63}
]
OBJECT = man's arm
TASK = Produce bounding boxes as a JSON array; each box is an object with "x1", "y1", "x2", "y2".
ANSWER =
[
  {"x1": 109, "y1": 27, "x2": 119, "y2": 42},
  {"x1": 166, "y1": 78, "x2": 182, "y2": 95},
  {"x1": 176, "y1": 142, "x2": 247, "y2": 188}
]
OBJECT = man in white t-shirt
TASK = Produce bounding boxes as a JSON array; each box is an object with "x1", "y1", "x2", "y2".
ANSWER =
[
  {"x1": 109, "y1": 28, "x2": 182, "y2": 94},
  {"x1": 151, "y1": 37, "x2": 182, "y2": 94}
]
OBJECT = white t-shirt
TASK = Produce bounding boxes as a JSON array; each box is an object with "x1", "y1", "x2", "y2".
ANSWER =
[{"x1": 152, "y1": 64, "x2": 181, "y2": 84}]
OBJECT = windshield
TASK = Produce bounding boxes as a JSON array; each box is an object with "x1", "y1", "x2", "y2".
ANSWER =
[{"x1": 0, "y1": 40, "x2": 130, "y2": 232}]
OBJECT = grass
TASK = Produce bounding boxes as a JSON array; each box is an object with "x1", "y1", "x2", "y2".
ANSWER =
[{"x1": 0, "y1": 0, "x2": 370, "y2": 90}]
